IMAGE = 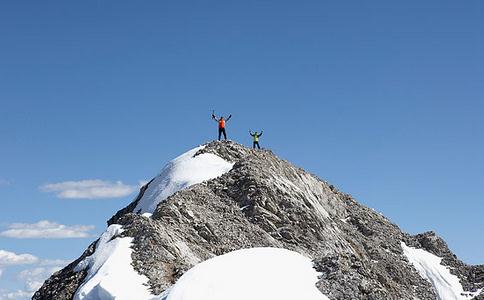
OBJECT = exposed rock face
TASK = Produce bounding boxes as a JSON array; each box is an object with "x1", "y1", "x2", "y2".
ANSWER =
[{"x1": 34, "y1": 141, "x2": 483, "y2": 299}]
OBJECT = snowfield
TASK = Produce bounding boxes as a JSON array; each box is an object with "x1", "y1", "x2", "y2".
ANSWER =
[
  {"x1": 401, "y1": 242, "x2": 480, "y2": 300},
  {"x1": 164, "y1": 247, "x2": 329, "y2": 300},
  {"x1": 134, "y1": 145, "x2": 234, "y2": 214},
  {"x1": 74, "y1": 236, "x2": 328, "y2": 300},
  {"x1": 74, "y1": 225, "x2": 155, "y2": 300}
]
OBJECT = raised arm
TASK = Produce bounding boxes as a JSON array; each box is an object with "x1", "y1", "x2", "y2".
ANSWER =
[
  {"x1": 249, "y1": 130, "x2": 254, "y2": 136},
  {"x1": 226, "y1": 114, "x2": 232, "y2": 122},
  {"x1": 258, "y1": 131, "x2": 263, "y2": 137}
]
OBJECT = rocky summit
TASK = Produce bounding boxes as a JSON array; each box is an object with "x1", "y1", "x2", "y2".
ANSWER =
[{"x1": 33, "y1": 141, "x2": 483, "y2": 300}]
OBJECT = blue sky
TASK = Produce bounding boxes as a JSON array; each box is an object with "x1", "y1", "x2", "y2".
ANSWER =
[{"x1": 0, "y1": 0, "x2": 483, "y2": 298}]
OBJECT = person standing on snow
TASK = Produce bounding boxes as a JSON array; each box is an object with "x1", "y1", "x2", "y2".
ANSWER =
[
  {"x1": 212, "y1": 111, "x2": 232, "y2": 141},
  {"x1": 249, "y1": 130, "x2": 263, "y2": 149}
]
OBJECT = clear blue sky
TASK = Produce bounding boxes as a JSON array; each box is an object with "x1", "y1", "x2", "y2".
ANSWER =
[{"x1": 0, "y1": 1, "x2": 483, "y2": 298}]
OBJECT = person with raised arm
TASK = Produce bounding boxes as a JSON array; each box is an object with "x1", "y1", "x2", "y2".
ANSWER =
[
  {"x1": 249, "y1": 130, "x2": 263, "y2": 149},
  {"x1": 212, "y1": 111, "x2": 232, "y2": 141}
]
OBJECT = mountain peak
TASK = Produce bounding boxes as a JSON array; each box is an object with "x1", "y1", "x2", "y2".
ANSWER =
[{"x1": 34, "y1": 141, "x2": 484, "y2": 300}]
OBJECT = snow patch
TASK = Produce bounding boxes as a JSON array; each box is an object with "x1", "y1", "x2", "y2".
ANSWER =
[
  {"x1": 74, "y1": 225, "x2": 158, "y2": 300},
  {"x1": 165, "y1": 247, "x2": 329, "y2": 300},
  {"x1": 401, "y1": 242, "x2": 479, "y2": 300},
  {"x1": 134, "y1": 145, "x2": 234, "y2": 214}
]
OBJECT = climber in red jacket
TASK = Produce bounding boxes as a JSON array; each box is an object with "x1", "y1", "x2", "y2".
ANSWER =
[{"x1": 212, "y1": 111, "x2": 232, "y2": 141}]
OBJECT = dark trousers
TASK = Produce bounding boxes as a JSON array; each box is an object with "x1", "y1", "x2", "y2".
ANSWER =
[
  {"x1": 253, "y1": 141, "x2": 260, "y2": 149},
  {"x1": 218, "y1": 128, "x2": 227, "y2": 140}
]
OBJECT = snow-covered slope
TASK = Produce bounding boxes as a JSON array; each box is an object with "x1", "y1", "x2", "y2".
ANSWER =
[
  {"x1": 134, "y1": 145, "x2": 234, "y2": 214},
  {"x1": 74, "y1": 225, "x2": 155, "y2": 300},
  {"x1": 164, "y1": 247, "x2": 329, "y2": 300},
  {"x1": 401, "y1": 242, "x2": 481, "y2": 300}
]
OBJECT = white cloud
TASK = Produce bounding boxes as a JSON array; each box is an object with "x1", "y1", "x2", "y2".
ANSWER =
[
  {"x1": 0, "y1": 254, "x2": 69, "y2": 300},
  {"x1": 17, "y1": 266, "x2": 62, "y2": 292},
  {"x1": 0, "y1": 179, "x2": 11, "y2": 187},
  {"x1": 40, "y1": 179, "x2": 136, "y2": 199},
  {"x1": 38, "y1": 259, "x2": 71, "y2": 266},
  {"x1": 0, "y1": 289, "x2": 32, "y2": 300},
  {"x1": 0, "y1": 250, "x2": 38, "y2": 282},
  {"x1": 0, "y1": 220, "x2": 95, "y2": 239},
  {"x1": 0, "y1": 250, "x2": 38, "y2": 266}
]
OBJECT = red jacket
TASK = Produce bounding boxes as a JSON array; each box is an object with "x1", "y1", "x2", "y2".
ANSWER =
[{"x1": 219, "y1": 119, "x2": 225, "y2": 129}]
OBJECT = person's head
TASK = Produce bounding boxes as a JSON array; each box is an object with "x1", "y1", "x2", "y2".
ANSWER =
[{"x1": 220, "y1": 117, "x2": 224, "y2": 120}]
